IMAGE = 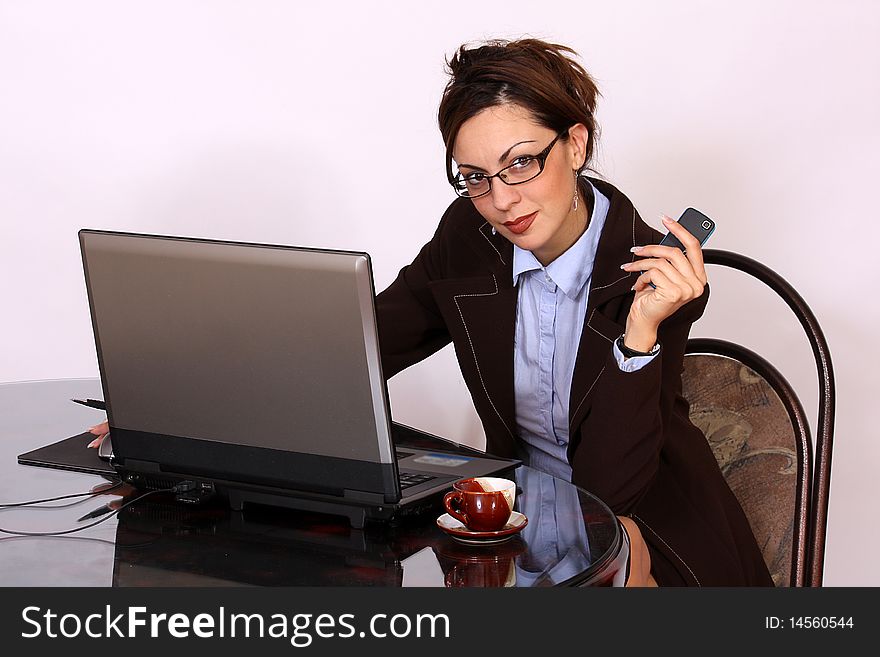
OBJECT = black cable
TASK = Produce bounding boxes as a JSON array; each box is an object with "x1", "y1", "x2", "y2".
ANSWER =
[
  {"x1": 6, "y1": 496, "x2": 105, "y2": 512},
  {"x1": 0, "y1": 486, "x2": 180, "y2": 537},
  {"x1": 0, "y1": 480, "x2": 124, "y2": 508}
]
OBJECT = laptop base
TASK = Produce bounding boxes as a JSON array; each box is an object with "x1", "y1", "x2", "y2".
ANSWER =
[
  {"x1": 114, "y1": 458, "x2": 450, "y2": 530},
  {"x1": 18, "y1": 423, "x2": 516, "y2": 530}
]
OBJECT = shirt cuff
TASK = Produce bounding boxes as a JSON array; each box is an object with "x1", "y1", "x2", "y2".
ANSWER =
[{"x1": 613, "y1": 340, "x2": 659, "y2": 372}]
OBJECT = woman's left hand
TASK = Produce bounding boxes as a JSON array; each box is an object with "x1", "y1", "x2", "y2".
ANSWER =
[{"x1": 619, "y1": 214, "x2": 708, "y2": 351}]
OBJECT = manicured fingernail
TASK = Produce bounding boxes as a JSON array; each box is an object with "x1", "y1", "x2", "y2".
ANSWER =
[
  {"x1": 87, "y1": 439, "x2": 98, "y2": 448},
  {"x1": 661, "y1": 214, "x2": 674, "y2": 223},
  {"x1": 631, "y1": 285, "x2": 636, "y2": 291},
  {"x1": 620, "y1": 263, "x2": 630, "y2": 269},
  {"x1": 630, "y1": 246, "x2": 643, "y2": 253},
  {"x1": 88, "y1": 425, "x2": 98, "y2": 431}
]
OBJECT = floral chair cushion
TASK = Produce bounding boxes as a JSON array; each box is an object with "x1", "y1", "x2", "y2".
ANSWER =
[{"x1": 682, "y1": 354, "x2": 799, "y2": 586}]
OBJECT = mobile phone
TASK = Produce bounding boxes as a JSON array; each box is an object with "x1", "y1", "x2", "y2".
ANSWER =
[
  {"x1": 647, "y1": 208, "x2": 715, "y2": 289},
  {"x1": 659, "y1": 207, "x2": 716, "y2": 251}
]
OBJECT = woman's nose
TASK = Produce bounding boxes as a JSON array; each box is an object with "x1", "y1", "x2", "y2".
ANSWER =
[{"x1": 490, "y1": 180, "x2": 520, "y2": 212}]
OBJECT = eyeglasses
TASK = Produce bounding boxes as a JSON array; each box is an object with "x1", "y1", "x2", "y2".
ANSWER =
[{"x1": 450, "y1": 131, "x2": 567, "y2": 199}]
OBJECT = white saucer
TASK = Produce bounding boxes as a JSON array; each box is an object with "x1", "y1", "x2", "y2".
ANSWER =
[{"x1": 436, "y1": 511, "x2": 528, "y2": 545}]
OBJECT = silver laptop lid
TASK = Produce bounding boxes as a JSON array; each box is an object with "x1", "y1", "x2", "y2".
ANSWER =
[{"x1": 79, "y1": 230, "x2": 394, "y2": 465}]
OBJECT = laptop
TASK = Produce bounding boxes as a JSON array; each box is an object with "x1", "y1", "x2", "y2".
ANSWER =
[{"x1": 76, "y1": 229, "x2": 518, "y2": 527}]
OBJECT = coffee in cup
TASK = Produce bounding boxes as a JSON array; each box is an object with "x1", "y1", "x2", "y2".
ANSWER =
[{"x1": 443, "y1": 476, "x2": 516, "y2": 532}]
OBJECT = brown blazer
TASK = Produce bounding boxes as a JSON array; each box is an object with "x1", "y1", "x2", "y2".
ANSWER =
[{"x1": 376, "y1": 177, "x2": 773, "y2": 586}]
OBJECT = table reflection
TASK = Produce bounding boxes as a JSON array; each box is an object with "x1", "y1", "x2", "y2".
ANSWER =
[
  {"x1": 106, "y1": 463, "x2": 625, "y2": 587},
  {"x1": 514, "y1": 468, "x2": 593, "y2": 586}
]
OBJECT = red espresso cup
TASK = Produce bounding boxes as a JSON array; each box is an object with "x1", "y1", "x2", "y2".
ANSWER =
[{"x1": 443, "y1": 477, "x2": 516, "y2": 532}]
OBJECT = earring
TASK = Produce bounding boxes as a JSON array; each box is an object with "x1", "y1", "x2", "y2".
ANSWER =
[{"x1": 572, "y1": 172, "x2": 579, "y2": 211}]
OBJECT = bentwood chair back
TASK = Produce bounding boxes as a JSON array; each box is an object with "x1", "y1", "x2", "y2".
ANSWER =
[{"x1": 681, "y1": 249, "x2": 835, "y2": 587}]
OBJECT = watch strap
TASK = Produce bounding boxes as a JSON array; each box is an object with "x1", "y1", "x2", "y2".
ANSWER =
[{"x1": 616, "y1": 334, "x2": 660, "y2": 358}]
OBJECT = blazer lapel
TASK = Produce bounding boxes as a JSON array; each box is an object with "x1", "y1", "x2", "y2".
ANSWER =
[
  {"x1": 569, "y1": 181, "x2": 644, "y2": 433},
  {"x1": 430, "y1": 221, "x2": 519, "y2": 446},
  {"x1": 449, "y1": 275, "x2": 518, "y2": 442}
]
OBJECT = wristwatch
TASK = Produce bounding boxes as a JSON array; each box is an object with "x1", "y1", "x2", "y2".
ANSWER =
[{"x1": 616, "y1": 334, "x2": 660, "y2": 359}]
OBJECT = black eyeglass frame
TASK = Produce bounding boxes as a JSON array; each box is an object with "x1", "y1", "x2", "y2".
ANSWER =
[{"x1": 449, "y1": 130, "x2": 569, "y2": 199}]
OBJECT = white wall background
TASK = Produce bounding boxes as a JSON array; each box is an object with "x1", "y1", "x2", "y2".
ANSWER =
[{"x1": 1, "y1": 0, "x2": 877, "y2": 585}]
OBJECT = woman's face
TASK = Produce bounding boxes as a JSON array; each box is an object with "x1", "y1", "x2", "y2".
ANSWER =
[{"x1": 452, "y1": 104, "x2": 588, "y2": 266}]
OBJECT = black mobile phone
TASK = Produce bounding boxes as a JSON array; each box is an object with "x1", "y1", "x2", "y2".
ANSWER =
[
  {"x1": 659, "y1": 207, "x2": 716, "y2": 251},
  {"x1": 646, "y1": 208, "x2": 715, "y2": 289}
]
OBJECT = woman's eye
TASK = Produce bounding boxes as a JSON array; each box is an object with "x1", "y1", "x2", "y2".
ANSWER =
[
  {"x1": 511, "y1": 157, "x2": 535, "y2": 169},
  {"x1": 465, "y1": 173, "x2": 486, "y2": 186}
]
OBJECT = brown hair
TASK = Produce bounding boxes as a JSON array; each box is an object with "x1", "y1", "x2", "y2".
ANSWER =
[{"x1": 438, "y1": 38, "x2": 600, "y2": 184}]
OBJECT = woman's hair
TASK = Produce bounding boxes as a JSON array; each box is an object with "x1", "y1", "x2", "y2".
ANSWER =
[{"x1": 438, "y1": 38, "x2": 600, "y2": 183}]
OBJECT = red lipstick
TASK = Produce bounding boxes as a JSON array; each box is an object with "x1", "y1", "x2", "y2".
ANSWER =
[{"x1": 503, "y1": 211, "x2": 537, "y2": 235}]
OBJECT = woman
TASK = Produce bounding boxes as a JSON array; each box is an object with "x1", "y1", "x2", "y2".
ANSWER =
[
  {"x1": 373, "y1": 38, "x2": 772, "y2": 587},
  {"x1": 91, "y1": 38, "x2": 772, "y2": 587}
]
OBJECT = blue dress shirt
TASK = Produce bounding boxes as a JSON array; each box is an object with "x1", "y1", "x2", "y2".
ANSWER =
[{"x1": 512, "y1": 179, "x2": 657, "y2": 481}]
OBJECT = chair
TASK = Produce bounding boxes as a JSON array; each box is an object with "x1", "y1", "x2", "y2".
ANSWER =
[{"x1": 680, "y1": 249, "x2": 835, "y2": 587}]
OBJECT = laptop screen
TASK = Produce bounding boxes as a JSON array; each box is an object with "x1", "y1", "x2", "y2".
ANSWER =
[{"x1": 79, "y1": 231, "x2": 395, "y2": 470}]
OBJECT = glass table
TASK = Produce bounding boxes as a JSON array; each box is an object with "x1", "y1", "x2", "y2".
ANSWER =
[{"x1": 0, "y1": 379, "x2": 627, "y2": 587}]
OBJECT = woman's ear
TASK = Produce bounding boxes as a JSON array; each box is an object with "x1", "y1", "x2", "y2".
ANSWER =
[{"x1": 567, "y1": 123, "x2": 589, "y2": 170}]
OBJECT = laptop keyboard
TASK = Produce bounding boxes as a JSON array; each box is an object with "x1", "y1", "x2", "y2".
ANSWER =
[{"x1": 398, "y1": 471, "x2": 437, "y2": 490}]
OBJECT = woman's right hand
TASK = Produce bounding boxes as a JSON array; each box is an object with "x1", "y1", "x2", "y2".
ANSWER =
[{"x1": 87, "y1": 420, "x2": 110, "y2": 448}]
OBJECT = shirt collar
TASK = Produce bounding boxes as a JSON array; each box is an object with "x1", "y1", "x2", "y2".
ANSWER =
[{"x1": 511, "y1": 179, "x2": 609, "y2": 300}]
